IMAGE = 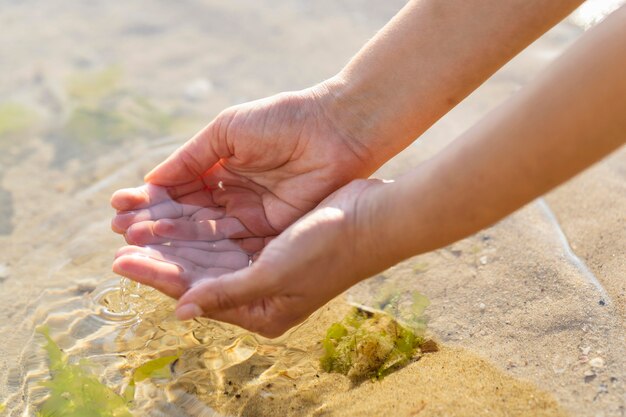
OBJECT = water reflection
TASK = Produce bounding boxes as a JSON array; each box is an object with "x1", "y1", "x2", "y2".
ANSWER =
[
  {"x1": 569, "y1": 0, "x2": 625, "y2": 29},
  {"x1": 0, "y1": 1, "x2": 624, "y2": 416}
]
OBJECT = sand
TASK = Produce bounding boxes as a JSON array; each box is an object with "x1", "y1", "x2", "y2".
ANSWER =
[
  {"x1": 0, "y1": 1, "x2": 624, "y2": 416},
  {"x1": 202, "y1": 300, "x2": 569, "y2": 417}
]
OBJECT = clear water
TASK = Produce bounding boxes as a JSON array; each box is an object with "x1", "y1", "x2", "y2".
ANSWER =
[{"x1": 0, "y1": 1, "x2": 624, "y2": 416}]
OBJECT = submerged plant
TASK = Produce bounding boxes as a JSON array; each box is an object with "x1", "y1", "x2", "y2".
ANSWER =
[
  {"x1": 0, "y1": 102, "x2": 36, "y2": 137},
  {"x1": 320, "y1": 307, "x2": 436, "y2": 380},
  {"x1": 371, "y1": 284, "x2": 431, "y2": 335},
  {"x1": 59, "y1": 68, "x2": 177, "y2": 146},
  {"x1": 123, "y1": 354, "x2": 179, "y2": 402},
  {"x1": 36, "y1": 326, "x2": 132, "y2": 417}
]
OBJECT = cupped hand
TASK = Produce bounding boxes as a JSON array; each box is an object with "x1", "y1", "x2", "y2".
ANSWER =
[
  {"x1": 111, "y1": 82, "x2": 382, "y2": 323},
  {"x1": 111, "y1": 81, "x2": 374, "y2": 244},
  {"x1": 114, "y1": 179, "x2": 385, "y2": 338}
]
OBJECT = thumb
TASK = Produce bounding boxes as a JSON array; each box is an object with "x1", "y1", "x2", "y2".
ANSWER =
[
  {"x1": 145, "y1": 121, "x2": 229, "y2": 185},
  {"x1": 174, "y1": 263, "x2": 277, "y2": 320}
]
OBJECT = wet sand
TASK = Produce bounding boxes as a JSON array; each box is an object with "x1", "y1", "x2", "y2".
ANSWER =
[
  {"x1": 222, "y1": 300, "x2": 569, "y2": 417},
  {"x1": 0, "y1": 1, "x2": 624, "y2": 416}
]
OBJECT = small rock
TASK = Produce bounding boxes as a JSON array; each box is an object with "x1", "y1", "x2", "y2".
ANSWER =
[
  {"x1": 479, "y1": 303, "x2": 486, "y2": 312},
  {"x1": 589, "y1": 357, "x2": 605, "y2": 368},
  {"x1": 183, "y1": 78, "x2": 213, "y2": 101},
  {"x1": 584, "y1": 373, "x2": 596, "y2": 383},
  {"x1": 581, "y1": 346, "x2": 591, "y2": 355},
  {"x1": 75, "y1": 280, "x2": 97, "y2": 294},
  {"x1": 0, "y1": 263, "x2": 9, "y2": 281},
  {"x1": 479, "y1": 256, "x2": 488, "y2": 265},
  {"x1": 421, "y1": 339, "x2": 439, "y2": 353}
]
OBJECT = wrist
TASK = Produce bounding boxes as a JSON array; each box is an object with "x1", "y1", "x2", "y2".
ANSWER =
[
  {"x1": 348, "y1": 179, "x2": 406, "y2": 281},
  {"x1": 310, "y1": 75, "x2": 411, "y2": 172}
]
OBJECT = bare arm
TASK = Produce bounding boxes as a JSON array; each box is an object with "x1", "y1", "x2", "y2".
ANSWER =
[
  {"x1": 363, "y1": 5, "x2": 626, "y2": 269},
  {"x1": 172, "y1": 6, "x2": 626, "y2": 337},
  {"x1": 323, "y1": 0, "x2": 584, "y2": 167}
]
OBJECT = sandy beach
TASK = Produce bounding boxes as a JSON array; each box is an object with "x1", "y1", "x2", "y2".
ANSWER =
[{"x1": 0, "y1": 1, "x2": 624, "y2": 416}]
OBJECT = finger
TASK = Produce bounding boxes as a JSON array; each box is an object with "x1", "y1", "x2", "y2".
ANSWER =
[
  {"x1": 113, "y1": 254, "x2": 236, "y2": 299},
  {"x1": 152, "y1": 217, "x2": 253, "y2": 241},
  {"x1": 197, "y1": 305, "x2": 299, "y2": 338},
  {"x1": 175, "y1": 265, "x2": 277, "y2": 319},
  {"x1": 111, "y1": 184, "x2": 173, "y2": 212},
  {"x1": 144, "y1": 121, "x2": 228, "y2": 185},
  {"x1": 124, "y1": 220, "x2": 170, "y2": 245},
  {"x1": 124, "y1": 218, "x2": 252, "y2": 245},
  {"x1": 117, "y1": 244, "x2": 250, "y2": 270},
  {"x1": 168, "y1": 239, "x2": 259, "y2": 253},
  {"x1": 112, "y1": 200, "x2": 224, "y2": 233},
  {"x1": 115, "y1": 245, "x2": 201, "y2": 274},
  {"x1": 112, "y1": 254, "x2": 188, "y2": 299}
]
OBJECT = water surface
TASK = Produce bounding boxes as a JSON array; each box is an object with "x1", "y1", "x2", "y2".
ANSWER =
[{"x1": 1, "y1": 1, "x2": 624, "y2": 416}]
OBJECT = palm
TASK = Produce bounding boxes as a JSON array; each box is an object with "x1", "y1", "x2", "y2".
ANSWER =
[
  {"x1": 197, "y1": 90, "x2": 370, "y2": 235},
  {"x1": 111, "y1": 88, "x2": 372, "y2": 293}
]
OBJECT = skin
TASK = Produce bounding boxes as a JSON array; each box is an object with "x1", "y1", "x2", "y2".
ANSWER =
[{"x1": 111, "y1": 1, "x2": 625, "y2": 337}]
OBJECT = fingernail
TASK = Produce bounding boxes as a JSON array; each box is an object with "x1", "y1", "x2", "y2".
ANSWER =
[{"x1": 176, "y1": 303, "x2": 203, "y2": 320}]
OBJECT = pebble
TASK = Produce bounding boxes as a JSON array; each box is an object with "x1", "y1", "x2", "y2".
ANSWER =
[
  {"x1": 581, "y1": 346, "x2": 591, "y2": 355},
  {"x1": 183, "y1": 78, "x2": 213, "y2": 101},
  {"x1": 589, "y1": 357, "x2": 605, "y2": 368},
  {"x1": 479, "y1": 256, "x2": 488, "y2": 265},
  {"x1": 584, "y1": 370, "x2": 596, "y2": 383},
  {"x1": 479, "y1": 303, "x2": 486, "y2": 312},
  {"x1": 0, "y1": 263, "x2": 9, "y2": 280}
]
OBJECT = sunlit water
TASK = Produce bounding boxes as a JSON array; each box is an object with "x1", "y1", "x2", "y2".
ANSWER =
[{"x1": 1, "y1": 1, "x2": 624, "y2": 416}]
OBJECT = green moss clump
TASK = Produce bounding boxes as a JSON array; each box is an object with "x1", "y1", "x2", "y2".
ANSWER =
[
  {"x1": 36, "y1": 326, "x2": 132, "y2": 417},
  {"x1": 320, "y1": 308, "x2": 433, "y2": 380}
]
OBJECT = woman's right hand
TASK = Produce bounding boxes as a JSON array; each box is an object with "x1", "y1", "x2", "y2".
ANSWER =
[{"x1": 114, "y1": 179, "x2": 388, "y2": 338}]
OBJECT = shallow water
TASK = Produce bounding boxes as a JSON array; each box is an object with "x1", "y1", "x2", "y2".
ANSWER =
[{"x1": 1, "y1": 1, "x2": 624, "y2": 416}]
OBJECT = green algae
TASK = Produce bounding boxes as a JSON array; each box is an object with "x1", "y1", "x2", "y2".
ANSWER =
[
  {"x1": 67, "y1": 67, "x2": 123, "y2": 103},
  {"x1": 320, "y1": 307, "x2": 434, "y2": 381},
  {"x1": 411, "y1": 261, "x2": 429, "y2": 273},
  {"x1": 0, "y1": 102, "x2": 36, "y2": 137},
  {"x1": 133, "y1": 355, "x2": 178, "y2": 382},
  {"x1": 64, "y1": 106, "x2": 133, "y2": 144},
  {"x1": 60, "y1": 68, "x2": 176, "y2": 145},
  {"x1": 36, "y1": 326, "x2": 132, "y2": 417},
  {"x1": 123, "y1": 354, "x2": 179, "y2": 402},
  {"x1": 372, "y1": 286, "x2": 430, "y2": 335}
]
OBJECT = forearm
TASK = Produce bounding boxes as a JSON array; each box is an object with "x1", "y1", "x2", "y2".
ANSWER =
[
  {"x1": 322, "y1": 0, "x2": 583, "y2": 168},
  {"x1": 363, "y1": 6, "x2": 626, "y2": 269}
]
